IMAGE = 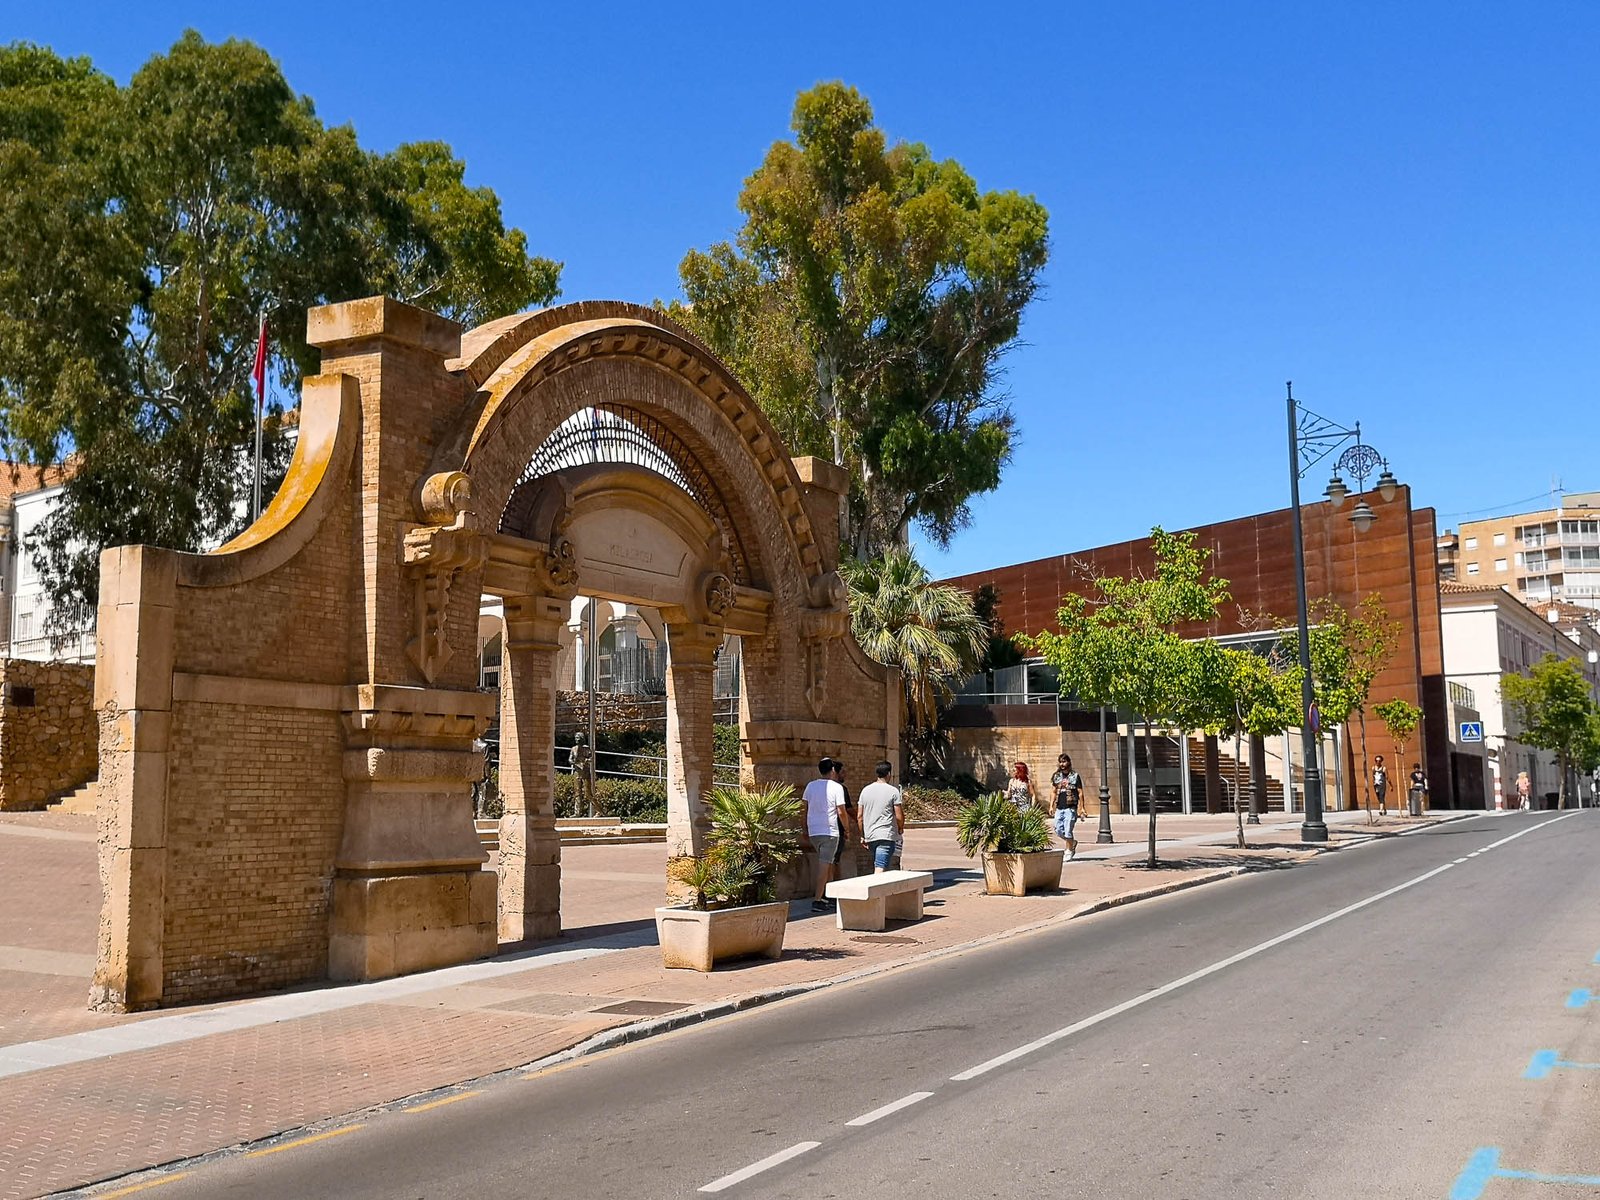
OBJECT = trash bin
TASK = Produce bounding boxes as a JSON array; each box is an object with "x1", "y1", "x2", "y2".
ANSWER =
[{"x1": 1408, "y1": 788, "x2": 1424, "y2": 818}]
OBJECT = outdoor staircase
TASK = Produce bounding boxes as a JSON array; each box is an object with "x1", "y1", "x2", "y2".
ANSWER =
[
  {"x1": 47, "y1": 779, "x2": 98, "y2": 816},
  {"x1": 1130, "y1": 736, "x2": 1288, "y2": 813},
  {"x1": 1189, "y1": 737, "x2": 1287, "y2": 813}
]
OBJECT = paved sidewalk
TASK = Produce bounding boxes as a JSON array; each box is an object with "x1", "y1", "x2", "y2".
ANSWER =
[{"x1": 0, "y1": 806, "x2": 1468, "y2": 1197}]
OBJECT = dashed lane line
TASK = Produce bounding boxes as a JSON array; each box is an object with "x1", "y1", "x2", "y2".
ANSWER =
[
  {"x1": 698, "y1": 1142, "x2": 820, "y2": 1193},
  {"x1": 949, "y1": 812, "x2": 1582, "y2": 1082},
  {"x1": 845, "y1": 1092, "x2": 934, "y2": 1127}
]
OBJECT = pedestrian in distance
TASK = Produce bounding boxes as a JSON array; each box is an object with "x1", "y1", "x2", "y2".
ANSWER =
[
  {"x1": 1372, "y1": 755, "x2": 1389, "y2": 817},
  {"x1": 1005, "y1": 761, "x2": 1034, "y2": 814},
  {"x1": 1516, "y1": 771, "x2": 1532, "y2": 811},
  {"x1": 1051, "y1": 753, "x2": 1082, "y2": 859},
  {"x1": 802, "y1": 757, "x2": 848, "y2": 913},
  {"x1": 833, "y1": 759, "x2": 860, "y2": 875},
  {"x1": 1407, "y1": 763, "x2": 1427, "y2": 817},
  {"x1": 857, "y1": 760, "x2": 906, "y2": 874}
]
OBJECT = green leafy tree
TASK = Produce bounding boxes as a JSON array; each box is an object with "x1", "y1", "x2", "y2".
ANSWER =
[
  {"x1": 1502, "y1": 656, "x2": 1600, "y2": 809},
  {"x1": 842, "y1": 547, "x2": 986, "y2": 772},
  {"x1": 671, "y1": 82, "x2": 1050, "y2": 558},
  {"x1": 1198, "y1": 644, "x2": 1297, "y2": 846},
  {"x1": 1277, "y1": 595, "x2": 1398, "y2": 821},
  {"x1": 1028, "y1": 528, "x2": 1231, "y2": 867},
  {"x1": 1373, "y1": 698, "x2": 1424, "y2": 806},
  {"x1": 0, "y1": 34, "x2": 561, "y2": 633},
  {"x1": 972, "y1": 582, "x2": 1024, "y2": 671}
]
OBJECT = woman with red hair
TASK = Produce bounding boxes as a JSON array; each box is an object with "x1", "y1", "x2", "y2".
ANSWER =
[{"x1": 1005, "y1": 761, "x2": 1034, "y2": 814}]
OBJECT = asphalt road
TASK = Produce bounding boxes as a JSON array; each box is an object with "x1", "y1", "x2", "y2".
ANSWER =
[{"x1": 100, "y1": 810, "x2": 1600, "y2": 1199}]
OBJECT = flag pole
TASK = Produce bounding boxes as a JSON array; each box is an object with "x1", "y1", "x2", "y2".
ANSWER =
[{"x1": 251, "y1": 309, "x2": 267, "y2": 521}]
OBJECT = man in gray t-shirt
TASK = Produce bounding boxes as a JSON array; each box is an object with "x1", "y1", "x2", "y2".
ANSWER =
[{"x1": 857, "y1": 760, "x2": 905, "y2": 874}]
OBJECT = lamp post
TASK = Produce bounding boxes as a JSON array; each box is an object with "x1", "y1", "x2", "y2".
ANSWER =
[
  {"x1": 1097, "y1": 704, "x2": 1114, "y2": 843},
  {"x1": 1285, "y1": 382, "x2": 1395, "y2": 844}
]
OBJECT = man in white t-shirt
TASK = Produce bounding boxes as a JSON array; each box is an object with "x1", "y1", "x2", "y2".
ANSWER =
[
  {"x1": 802, "y1": 757, "x2": 848, "y2": 913},
  {"x1": 857, "y1": 760, "x2": 905, "y2": 874}
]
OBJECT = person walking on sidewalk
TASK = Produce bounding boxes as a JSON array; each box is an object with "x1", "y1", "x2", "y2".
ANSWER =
[
  {"x1": 1051, "y1": 753, "x2": 1082, "y2": 858},
  {"x1": 803, "y1": 757, "x2": 847, "y2": 913},
  {"x1": 833, "y1": 759, "x2": 859, "y2": 876},
  {"x1": 1407, "y1": 763, "x2": 1428, "y2": 817},
  {"x1": 858, "y1": 760, "x2": 905, "y2": 873},
  {"x1": 1516, "y1": 771, "x2": 1532, "y2": 811},
  {"x1": 1372, "y1": 755, "x2": 1389, "y2": 817},
  {"x1": 1005, "y1": 762, "x2": 1035, "y2": 814}
]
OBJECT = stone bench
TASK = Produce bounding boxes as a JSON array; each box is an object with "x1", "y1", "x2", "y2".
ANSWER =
[{"x1": 825, "y1": 870, "x2": 935, "y2": 932}]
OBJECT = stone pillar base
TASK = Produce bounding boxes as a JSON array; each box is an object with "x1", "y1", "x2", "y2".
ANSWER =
[{"x1": 329, "y1": 869, "x2": 496, "y2": 981}]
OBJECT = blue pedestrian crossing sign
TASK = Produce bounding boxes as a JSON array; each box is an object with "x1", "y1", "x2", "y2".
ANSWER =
[{"x1": 1459, "y1": 721, "x2": 1483, "y2": 742}]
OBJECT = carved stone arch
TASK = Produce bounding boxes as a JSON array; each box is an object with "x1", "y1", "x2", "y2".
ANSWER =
[{"x1": 90, "y1": 296, "x2": 895, "y2": 1013}]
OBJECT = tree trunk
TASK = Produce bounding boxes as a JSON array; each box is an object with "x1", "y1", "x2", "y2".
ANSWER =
[
  {"x1": 1144, "y1": 719, "x2": 1157, "y2": 868},
  {"x1": 1558, "y1": 752, "x2": 1569, "y2": 810},
  {"x1": 1358, "y1": 709, "x2": 1373, "y2": 824}
]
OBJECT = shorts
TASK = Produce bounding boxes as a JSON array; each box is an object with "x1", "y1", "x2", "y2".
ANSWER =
[
  {"x1": 811, "y1": 835, "x2": 839, "y2": 865},
  {"x1": 870, "y1": 839, "x2": 896, "y2": 870},
  {"x1": 1055, "y1": 806, "x2": 1078, "y2": 839}
]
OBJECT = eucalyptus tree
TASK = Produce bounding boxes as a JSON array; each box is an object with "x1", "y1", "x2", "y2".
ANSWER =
[{"x1": 672, "y1": 82, "x2": 1050, "y2": 559}]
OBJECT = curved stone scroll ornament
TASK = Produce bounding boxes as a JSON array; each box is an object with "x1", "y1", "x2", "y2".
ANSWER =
[
  {"x1": 702, "y1": 570, "x2": 736, "y2": 621},
  {"x1": 403, "y1": 513, "x2": 488, "y2": 683}
]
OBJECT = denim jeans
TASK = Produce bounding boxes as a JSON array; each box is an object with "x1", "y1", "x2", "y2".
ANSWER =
[{"x1": 1055, "y1": 806, "x2": 1078, "y2": 840}]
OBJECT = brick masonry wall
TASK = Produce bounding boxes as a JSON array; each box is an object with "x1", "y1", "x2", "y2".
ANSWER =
[
  {"x1": 161, "y1": 700, "x2": 345, "y2": 1004},
  {"x1": 0, "y1": 658, "x2": 96, "y2": 811}
]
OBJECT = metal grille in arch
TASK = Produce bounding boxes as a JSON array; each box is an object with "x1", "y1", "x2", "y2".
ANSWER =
[{"x1": 503, "y1": 404, "x2": 750, "y2": 583}]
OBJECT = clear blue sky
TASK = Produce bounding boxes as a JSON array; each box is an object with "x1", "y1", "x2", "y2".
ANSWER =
[{"x1": 13, "y1": 2, "x2": 1599, "y2": 576}]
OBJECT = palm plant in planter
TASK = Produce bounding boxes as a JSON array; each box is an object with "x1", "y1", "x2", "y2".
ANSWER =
[
  {"x1": 956, "y1": 792, "x2": 1064, "y2": 896},
  {"x1": 657, "y1": 781, "x2": 803, "y2": 971}
]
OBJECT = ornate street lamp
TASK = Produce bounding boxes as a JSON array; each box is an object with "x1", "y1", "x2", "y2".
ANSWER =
[{"x1": 1286, "y1": 383, "x2": 1396, "y2": 842}]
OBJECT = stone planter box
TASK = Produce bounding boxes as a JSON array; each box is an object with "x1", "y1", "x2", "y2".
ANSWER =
[
  {"x1": 981, "y1": 849, "x2": 1065, "y2": 896},
  {"x1": 655, "y1": 900, "x2": 788, "y2": 972}
]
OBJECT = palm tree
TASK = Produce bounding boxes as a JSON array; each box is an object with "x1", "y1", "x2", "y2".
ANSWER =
[{"x1": 842, "y1": 547, "x2": 987, "y2": 750}]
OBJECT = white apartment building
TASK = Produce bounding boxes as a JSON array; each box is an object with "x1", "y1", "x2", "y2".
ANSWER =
[
  {"x1": 0, "y1": 467, "x2": 94, "y2": 664},
  {"x1": 1440, "y1": 579, "x2": 1600, "y2": 807},
  {"x1": 1442, "y1": 491, "x2": 1600, "y2": 613}
]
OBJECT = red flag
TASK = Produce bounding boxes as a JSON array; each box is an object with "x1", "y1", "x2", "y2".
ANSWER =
[{"x1": 250, "y1": 313, "x2": 268, "y2": 412}]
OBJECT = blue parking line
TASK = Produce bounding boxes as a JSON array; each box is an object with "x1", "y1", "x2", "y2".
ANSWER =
[
  {"x1": 1452, "y1": 1147, "x2": 1600, "y2": 1197},
  {"x1": 1565, "y1": 988, "x2": 1593, "y2": 1010},
  {"x1": 1524, "y1": 1049, "x2": 1600, "y2": 1080}
]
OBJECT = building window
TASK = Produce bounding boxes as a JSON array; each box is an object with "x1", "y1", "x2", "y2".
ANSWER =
[
  {"x1": 1495, "y1": 558, "x2": 1508, "y2": 572},
  {"x1": 1516, "y1": 552, "x2": 1525, "y2": 566},
  {"x1": 1464, "y1": 536, "x2": 1478, "y2": 551},
  {"x1": 1466, "y1": 562, "x2": 1480, "y2": 576},
  {"x1": 1493, "y1": 532, "x2": 1507, "y2": 547},
  {"x1": 14, "y1": 608, "x2": 32, "y2": 640}
]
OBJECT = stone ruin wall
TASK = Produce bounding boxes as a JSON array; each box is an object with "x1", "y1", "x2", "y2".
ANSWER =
[{"x1": 0, "y1": 658, "x2": 97, "y2": 811}]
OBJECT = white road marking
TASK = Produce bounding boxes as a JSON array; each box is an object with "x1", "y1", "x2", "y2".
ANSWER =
[
  {"x1": 845, "y1": 1091, "x2": 934, "y2": 1127},
  {"x1": 950, "y1": 812, "x2": 1582, "y2": 1082},
  {"x1": 699, "y1": 1141, "x2": 820, "y2": 1193}
]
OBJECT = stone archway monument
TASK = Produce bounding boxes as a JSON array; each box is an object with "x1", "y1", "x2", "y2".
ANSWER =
[{"x1": 92, "y1": 298, "x2": 899, "y2": 1011}]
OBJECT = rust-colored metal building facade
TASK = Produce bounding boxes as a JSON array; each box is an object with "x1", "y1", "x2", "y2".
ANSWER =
[{"x1": 945, "y1": 485, "x2": 1461, "y2": 806}]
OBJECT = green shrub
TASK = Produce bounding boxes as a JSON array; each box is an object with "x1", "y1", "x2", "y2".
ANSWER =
[
  {"x1": 955, "y1": 792, "x2": 1053, "y2": 856},
  {"x1": 553, "y1": 774, "x2": 668, "y2": 823}
]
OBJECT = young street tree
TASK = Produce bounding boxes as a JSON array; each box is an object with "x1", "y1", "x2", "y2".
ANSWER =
[
  {"x1": 1502, "y1": 655, "x2": 1600, "y2": 809},
  {"x1": 1199, "y1": 643, "x2": 1297, "y2": 847},
  {"x1": 841, "y1": 547, "x2": 987, "y2": 774},
  {"x1": 1373, "y1": 698, "x2": 1423, "y2": 807},
  {"x1": 1277, "y1": 595, "x2": 1398, "y2": 822},
  {"x1": 671, "y1": 82, "x2": 1050, "y2": 560},
  {"x1": 0, "y1": 34, "x2": 561, "y2": 632},
  {"x1": 1029, "y1": 528, "x2": 1231, "y2": 867}
]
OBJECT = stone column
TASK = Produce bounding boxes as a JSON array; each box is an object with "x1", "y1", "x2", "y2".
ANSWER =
[
  {"x1": 91, "y1": 545, "x2": 177, "y2": 1011},
  {"x1": 331, "y1": 685, "x2": 496, "y2": 981},
  {"x1": 498, "y1": 594, "x2": 566, "y2": 943},
  {"x1": 665, "y1": 621, "x2": 721, "y2": 866}
]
